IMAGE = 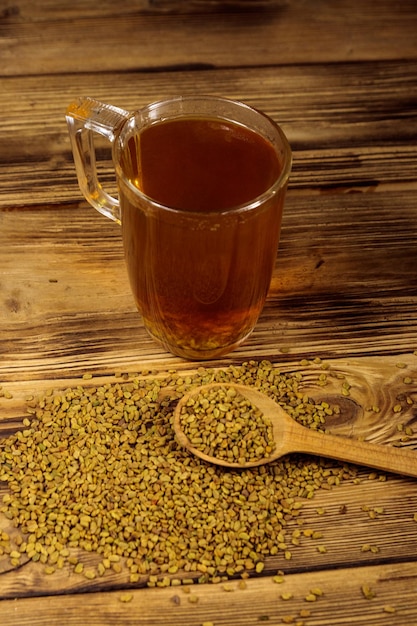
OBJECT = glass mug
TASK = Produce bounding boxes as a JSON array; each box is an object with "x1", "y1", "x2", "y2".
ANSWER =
[{"x1": 66, "y1": 96, "x2": 292, "y2": 360}]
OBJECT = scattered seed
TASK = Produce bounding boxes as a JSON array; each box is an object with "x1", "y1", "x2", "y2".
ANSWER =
[
  {"x1": 361, "y1": 584, "x2": 376, "y2": 600},
  {"x1": 273, "y1": 575, "x2": 285, "y2": 584},
  {"x1": 188, "y1": 594, "x2": 199, "y2": 603},
  {"x1": 310, "y1": 587, "x2": 323, "y2": 597},
  {"x1": 281, "y1": 592, "x2": 293, "y2": 600},
  {"x1": 119, "y1": 593, "x2": 133, "y2": 603}
]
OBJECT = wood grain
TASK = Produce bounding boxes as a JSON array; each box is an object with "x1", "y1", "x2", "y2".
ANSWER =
[
  {"x1": 1, "y1": 0, "x2": 417, "y2": 621},
  {"x1": 1, "y1": 188, "x2": 417, "y2": 380},
  {"x1": 2, "y1": 561, "x2": 417, "y2": 625},
  {"x1": 1, "y1": 0, "x2": 417, "y2": 76},
  {"x1": 1, "y1": 356, "x2": 417, "y2": 606},
  {"x1": 1, "y1": 61, "x2": 417, "y2": 208}
]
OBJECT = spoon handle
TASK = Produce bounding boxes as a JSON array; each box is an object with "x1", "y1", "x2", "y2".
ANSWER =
[{"x1": 285, "y1": 422, "x2": 417, "y2": 479}]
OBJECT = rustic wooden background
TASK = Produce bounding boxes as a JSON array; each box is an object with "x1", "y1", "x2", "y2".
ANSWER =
[{"x1": 1, "y1": 0, "x2": 417, "y2": 624}]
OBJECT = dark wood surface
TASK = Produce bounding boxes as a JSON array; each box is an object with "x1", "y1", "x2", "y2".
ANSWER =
[{"x1": 1, "y1": 1, "x2": 417, "y2": 624}]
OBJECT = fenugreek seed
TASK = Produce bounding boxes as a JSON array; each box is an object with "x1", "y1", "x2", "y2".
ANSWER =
[
  {"x1": 119, "y1": 593, "x2": 133, "y2": 603},
  {"x1": 310, "y1": 587, "x2": 323, "y2": 597},
  {"x1": 97, "y1": 562, "x2": 106, "y2": 576},
  {"x1": 304, "y1": 594, "x2": 317, "y2": 602},
  {"x1": 383, "y1": 605, "x2": 396, "y2": 613},
  {"x1": 108, "y1": 554, "x2": 121, "y2": 562},
  {"x1": 10, "y1": 550, "x2": 21, "y2": 559},
  {"x1": 361, "y1": 584, "x2": 375, "y2": 600},
  {"x1": 281, "y1": 592, "x2": 293, "y2": 600},
  {"x1": 273, "y1": 575, "x2": 285, "y2": 584},
  {"x1": 188, "y1": 594, "x2": 199, "y2": 603},
  {"x1": 112, "y1": 563, "x2": 123, "y2": 574}
]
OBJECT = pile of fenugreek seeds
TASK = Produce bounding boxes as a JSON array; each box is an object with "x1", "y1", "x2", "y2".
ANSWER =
[{"x1": 0, "y1": 360, "x2": 362, "y2": 585}]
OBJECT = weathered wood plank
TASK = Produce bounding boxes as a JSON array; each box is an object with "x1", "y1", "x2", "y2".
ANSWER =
[
  {"x1": 1, "y1": 0, "x2": 417, "y2": 77},
  {"x1": 2, "y1": 556, "x2": 417, "y2": 624},
  {"x1": 1, "y1": 355, "x2": 417, "y2": 604},
  {"x1": 1, "y1": 188, "x2": 416, "y2": 379},
  {"x1": 0, "y1": 0, "x2": 282, "y2": 20},
  {"x1": 1, "y1": 0, "x2": 416, "y2": 620},
  {"x1": 0, "y1": 61, "x2": 416, "y2": 208}
]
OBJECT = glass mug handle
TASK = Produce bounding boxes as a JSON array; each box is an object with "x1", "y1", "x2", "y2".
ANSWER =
[{"x1": 65, "y1": 97, "x2": 130, "y2": 223}]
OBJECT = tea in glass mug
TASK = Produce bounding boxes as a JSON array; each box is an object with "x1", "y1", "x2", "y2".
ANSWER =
[{"x1": 66, "y1": 96, "x2": 292, "y2": 359}]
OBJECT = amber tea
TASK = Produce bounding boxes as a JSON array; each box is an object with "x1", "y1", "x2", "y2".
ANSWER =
[{"x1": 119, "y1": 116, "x2": 285, "y2": 358}]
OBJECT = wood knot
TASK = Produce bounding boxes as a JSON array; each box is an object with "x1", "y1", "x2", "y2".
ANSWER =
[{"x1": 317, "y1": 394, "x2": 363, "y2": 430}]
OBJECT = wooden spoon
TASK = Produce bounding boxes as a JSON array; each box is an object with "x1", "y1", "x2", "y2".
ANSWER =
[{"x1": 173, "y1": 383, "x2": 417, "y2": 477}]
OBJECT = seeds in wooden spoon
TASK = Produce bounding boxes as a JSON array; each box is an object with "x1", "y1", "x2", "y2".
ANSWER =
[{"x1": 178, "y1": 385, "x2": 276, "y2": 464}]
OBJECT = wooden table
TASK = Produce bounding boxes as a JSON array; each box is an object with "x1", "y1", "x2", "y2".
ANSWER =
[{"x1": 1, "y1": 1, "x2": 417, "y2": 624}]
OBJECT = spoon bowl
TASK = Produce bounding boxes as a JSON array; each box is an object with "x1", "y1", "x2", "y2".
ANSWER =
[{"x1": 173, "y1": 382, "x2": 417, "y2": 477}]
